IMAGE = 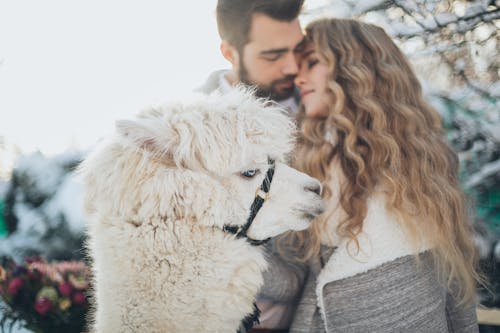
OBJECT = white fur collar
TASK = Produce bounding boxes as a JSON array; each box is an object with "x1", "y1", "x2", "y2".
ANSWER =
[{"x1": 315, "y1": 194, "x2": 431, "y2": 330}]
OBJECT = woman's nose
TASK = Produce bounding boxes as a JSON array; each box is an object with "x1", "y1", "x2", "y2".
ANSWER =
[{"x1": 294, "y1": 74, "x2": 305, "y2": 87}]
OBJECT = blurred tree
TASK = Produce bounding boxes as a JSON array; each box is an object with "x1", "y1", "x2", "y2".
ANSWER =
[
  {"x1": 0, "y1": 152, "x2": 86, "y2": 262},
  {"x1": 303, "y1": 0, "x2": 499, "y2": 98}
]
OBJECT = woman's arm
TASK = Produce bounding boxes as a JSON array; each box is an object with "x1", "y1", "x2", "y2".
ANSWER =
[
  {"x1": 445, "y1": 282, "x2": 479, "y2": 332},
  {"x1": 254, "y1": 239, "x2": 309, "y2": 329},
  {"x1": 258, "y1": 239, "x2": 308, "y2": 302}
]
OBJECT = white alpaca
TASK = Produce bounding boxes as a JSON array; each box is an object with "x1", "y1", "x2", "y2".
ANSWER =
[{"x1": 80, "y1": 89, "x2": 323, "y2": 333}]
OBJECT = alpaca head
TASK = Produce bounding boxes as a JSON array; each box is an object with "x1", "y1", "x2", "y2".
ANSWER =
[{"x1": 81, "y1": 88, "x2": 324, "y2": 240}]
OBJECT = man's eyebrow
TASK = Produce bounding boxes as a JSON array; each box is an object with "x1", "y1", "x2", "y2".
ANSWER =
[{"x1": 259, "y1": 48, "x2": 289, "y2": 55}]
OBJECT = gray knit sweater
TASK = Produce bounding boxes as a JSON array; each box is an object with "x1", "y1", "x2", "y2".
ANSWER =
[
  {"x1": 285, "y1": 186, "x2": 479, "y2": 333},
  {"x1": 289, "y1": 251, "x2": 478, "y2": 333}
]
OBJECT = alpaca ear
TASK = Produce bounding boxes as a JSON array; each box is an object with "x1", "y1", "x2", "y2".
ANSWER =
[{"x1": 115, "y1": 119, "x2": 167, "y2": 154}]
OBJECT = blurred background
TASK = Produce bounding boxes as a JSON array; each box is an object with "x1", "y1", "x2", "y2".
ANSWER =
[{"x1": 0, "y1": 0, "x2": 499, "y2": 332}]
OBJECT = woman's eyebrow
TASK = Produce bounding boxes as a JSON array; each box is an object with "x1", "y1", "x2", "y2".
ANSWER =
[
  {"x1": 302, "y1": 49, "x2": 315, "y2": 58},
  {"x1": 293, "y1": 37, "x2": 307, "y2": 53}
]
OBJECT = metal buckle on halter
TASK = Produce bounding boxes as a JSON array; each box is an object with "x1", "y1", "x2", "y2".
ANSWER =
[{"x1": 255, "y1": 188, "x2": 270, "y2": 201}]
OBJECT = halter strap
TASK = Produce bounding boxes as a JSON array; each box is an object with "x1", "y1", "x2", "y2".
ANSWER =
[{"x1": 223, "y1": 158, "x2": 275, "y2": 246}]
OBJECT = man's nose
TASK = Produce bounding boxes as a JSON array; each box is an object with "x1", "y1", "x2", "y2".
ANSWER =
[{"x1": 282, "y1": 52, "x2": 299, "y2": 76}]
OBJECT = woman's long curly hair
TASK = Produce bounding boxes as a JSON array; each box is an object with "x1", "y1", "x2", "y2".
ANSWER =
[{"x1": 289, "y1": 18, "x2": 480, "y2": 305}]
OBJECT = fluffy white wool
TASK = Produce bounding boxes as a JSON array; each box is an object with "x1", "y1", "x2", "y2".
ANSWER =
[{"x1": 80, "y1": 88, "x2": 323, "y2": 333}]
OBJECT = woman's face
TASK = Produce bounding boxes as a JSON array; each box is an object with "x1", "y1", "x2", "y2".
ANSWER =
[{"x1": 294, "y1": 43, "x2": 330, "y2": 118}]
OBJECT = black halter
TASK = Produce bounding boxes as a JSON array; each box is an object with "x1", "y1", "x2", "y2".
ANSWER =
[{"x1": 223, "y1": 158, "x2": 275, "y2": 246}]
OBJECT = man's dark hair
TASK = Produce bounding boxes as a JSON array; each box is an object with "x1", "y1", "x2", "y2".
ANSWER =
[{"x1": 216, "y1": 0, "x2": 304, "y2": 51}]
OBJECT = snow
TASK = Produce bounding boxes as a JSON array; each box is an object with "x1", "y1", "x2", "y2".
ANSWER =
[
  {"x1": 53, "y1": 149, "x2": 85, "y2": 166},
  {"x1": 13, "y1": 203, "x2": 48, "y2": 235},
  {"x1": 302, "y1": 1, "x2": 351, "y2": 20},
  {"x1": 15, "y1": 153, "x2": 65, "y2": 199},
  {"x1": 396, "y1": 0, "x2": 420, "y2": 13},
  {"x1": 448, "y1": 88, "x2": 470, "y2": 101},
  {"x1": 320, "y1": 0, "x2": 352, "y2": 18},
  {"x1": 465, "y1": 159, "x2": 500, "y2": 188},
  {"x1": 456, "y1": 17, "x2": 482, "y2": 33},
  {"x1": 473, "y1": 233, "x2": 492, "y2": 259},
  {"x1": 0, "y1": 232, "x2": 43, "y2": 261},
  {"x1": 483, "y1": 10, "x2": 500, "y2": 22},
  {"x1": 44, "y1": 174, "x2": 86, "y2": 234},
  {"x1": 0, "y1": 314, "x2": 33, "y2": 333},
  {"x1": 387, "y1": 21, "x2": 423, "y2": 37},
  {"x1": 0, "y1": 179, "x2": 7, "y2": 199},
  {"x1": 352, "y1": 0, "x2": 387, "y2": 15},
  {"x1": 435, "y1": 12, "x2": 457, "y2": 26},
  {"x1": 489, "y1": 81, "x2": 500, "y2": 98},
  {"x1": 0, "y1": 150, "x2": 87, "y2": 261},
  {"x1": 360, "y1": 11, "x2": 392, "y2": 31},
  {"x1": 464, "y1": 3, "x2": 487, "y2": 17},
  {"x1": 422, "y1": 1, "x2": 438, "y2": 13},
  {"x1": 304, "y1": 0, "x2": 331, "y2": 10},
  {"x1": 454, "y1": 59, "x2": 466, "y2": 71},
  {"x1": 495, "y1": 241, "x2": 500, "y2": 260},
  {"x1": 420, "y1": 17, "x2": 438, "y2": 30},
  {"x1": 425, "y1": 93, "x2": 448, "y2": 118}
]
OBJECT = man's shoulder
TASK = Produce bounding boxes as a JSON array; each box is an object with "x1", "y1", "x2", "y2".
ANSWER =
[{"x1": 195, "y1": 69, "x2": 230, "y2": 94}]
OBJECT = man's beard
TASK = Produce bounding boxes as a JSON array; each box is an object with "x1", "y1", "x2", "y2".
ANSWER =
[{"x1": 238, "y1": 62, "x2": 296, "y2": 102}]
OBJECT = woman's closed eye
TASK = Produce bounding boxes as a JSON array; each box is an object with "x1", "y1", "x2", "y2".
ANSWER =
[{"x1": 307, "y1": 58, "x2": 319, "y2": 69}]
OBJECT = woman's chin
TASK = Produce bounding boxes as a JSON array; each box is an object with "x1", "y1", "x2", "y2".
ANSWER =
[{"x1": 305, "y1": 108, "x2": 328, "y2": 119}]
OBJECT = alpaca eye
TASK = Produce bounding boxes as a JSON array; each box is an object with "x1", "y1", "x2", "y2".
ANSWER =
[{"x1": 240, "y1": 169, "x2": 259, "y2": 178}]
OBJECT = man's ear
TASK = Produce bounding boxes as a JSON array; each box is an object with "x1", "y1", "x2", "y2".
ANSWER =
[{"x1": 220, "y1": 41, "x2": 239, "y2": 67}]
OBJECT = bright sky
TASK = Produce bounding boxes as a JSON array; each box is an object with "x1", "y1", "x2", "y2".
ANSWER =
[{"x1": 0, "y1": 0, "x2": 227, "y2": 158}]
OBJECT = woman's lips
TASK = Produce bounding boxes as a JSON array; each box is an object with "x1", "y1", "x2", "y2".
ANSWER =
[{"x1": 300, "y1": 89, "x2": 313, "y2": 98}]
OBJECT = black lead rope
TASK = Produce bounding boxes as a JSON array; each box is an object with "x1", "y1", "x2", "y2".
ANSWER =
[
  {"x1": 223, "y1": 157, "x2": 275, "y2": 246},
  {"x1": 227, "y1": 160, "x2": 273, "y2": 333},
  {"x1": 236, "y1": 302, "x2": 261, "y2": 333}
]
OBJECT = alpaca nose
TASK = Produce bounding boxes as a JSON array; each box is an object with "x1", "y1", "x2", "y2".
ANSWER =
[{"x1": 305, "y1": 181, "x2": 322, "y2": 196}]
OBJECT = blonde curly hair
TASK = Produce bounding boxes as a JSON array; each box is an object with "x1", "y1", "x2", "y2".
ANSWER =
[{"x1": 287, "y1": 18, "x2": 480, "y2": 305}]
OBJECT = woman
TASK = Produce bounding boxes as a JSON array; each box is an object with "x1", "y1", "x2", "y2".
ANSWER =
[{"x1": 287, "y1": 18, "x2": 481, "y2": 332}]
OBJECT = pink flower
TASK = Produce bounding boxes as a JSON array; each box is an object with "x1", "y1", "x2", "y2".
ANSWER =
[
  {"x1": 28, "y1": 260, "x2": 89, "y2": 285},
  {"x1": 54, "y1": 261, "x2": 87, "y2": 273},
  {"x1": 34, "y1": 297, "x2": 52, "y2": 315},
  {"x1": 72, "y1": 291, "x2": 86, "y2": 305},
  {"x1": 7, "y1": 277, "x2": 23, "y2": 296},
  {"x1": 58, "y1": 282, "x2": 72, "y2": 297}
]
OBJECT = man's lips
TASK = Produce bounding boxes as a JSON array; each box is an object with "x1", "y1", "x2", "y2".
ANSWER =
[
  {"x1": 277, "y1": 80, "x2": 294, "y2": 88},
  {"x1": 300, "y1": 89, "x2": 313, "y2": 98}
]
